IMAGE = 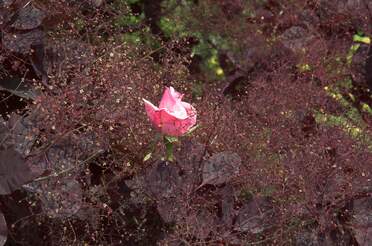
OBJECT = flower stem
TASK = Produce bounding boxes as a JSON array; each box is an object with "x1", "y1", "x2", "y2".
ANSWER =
[{"x1": 164, "y1": 136, "x2": 177, "y2": 162}]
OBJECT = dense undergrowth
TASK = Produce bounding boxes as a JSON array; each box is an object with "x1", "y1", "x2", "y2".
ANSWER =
[{"x1": 0, "y1": 0, "x2": 371, "y2": 245}]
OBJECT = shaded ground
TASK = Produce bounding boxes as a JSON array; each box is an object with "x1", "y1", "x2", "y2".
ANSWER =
[{"x1": 0, "y1": 0, "x2": 371, "y2": 245}]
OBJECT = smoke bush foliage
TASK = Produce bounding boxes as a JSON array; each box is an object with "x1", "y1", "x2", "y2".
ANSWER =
[{"x1": 0, "y1": 0, "x2": 371, "y2": 245}]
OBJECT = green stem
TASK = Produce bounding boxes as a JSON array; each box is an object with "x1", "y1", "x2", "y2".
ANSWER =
[{"x1": 164, "y1": 136, "x2": 176, "y2": 162}]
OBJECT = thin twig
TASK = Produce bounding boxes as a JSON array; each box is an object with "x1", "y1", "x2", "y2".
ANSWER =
[
  {"x1": 134, "y1": 45, "x2": 166, "y2": 65},
  {"x1": 30, "y1": 125, "x2": 86, "y2": 156},
  {"x1": 68, "y1": 219, "x2": 77, "y2": 244},
  {"x1": 0, "y1": 70, "x2": 28, "y2": 103},
  {"x1": 32, "y1": 149, "x2": 104, "y2": 182},
  {"x1": 0, "y1": 104, "x2": 41, "y2": 146}
]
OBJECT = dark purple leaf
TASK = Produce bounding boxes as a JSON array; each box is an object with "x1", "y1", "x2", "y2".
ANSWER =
[
  {"x1": 280, "y1": 26, "x2": 315, "y2": 54},
  {"x1": 144, "y1": 160, "x2": 182, "y2": 200},
  {"x1": 30, "y1": 43, "x2": 48, "y2": 86},
  {"x1": 129, "y1": 141, "x2": 204, "y2": 201},
  {"x1": 2, "y1": 28, "x2": 44, "y2": 54},
  {"x1": 220, "y1": 185, "x2": 235, "y2": 226},
  {"x1": 0, "y1": 210, "x2": 6, "y2": 246},
  {"x1": 0, "y1": 77, "x2": 39, "y2": 100},
  {"x1": 0, "y1": 1, "x2": 17, "y2": 28},
  {"x1": 45, "y1": 39, "x2": 94, "y2": 74},
  {"x1": 11, "y1": 4, "x2": 45, "y2": 30},
  {"x1": 233, "y1": 197, "x2": 274, "y2": 234},
  {"x1": 38, "y1": 178, "x2": 83, "y2": 218},
  {"x1": 1, "y1": 0, "x2": 15, "y2": 8},
  {"x1": 351, "y1": 197, "x2": 372, "y2": 246},
  {"x1": 222, "y1": 71, "x2": 247, "y2": 96},
  {"x1": 0, "y1": 148, "x2": 34, "y2": 195},
  {"x1": 5, "y1": 112, "x2": 40, "y2": 156},
  {"x1": 202, "y1": 151, "x2": 241, "y2": 186},
  {"x1": 156, "y1": 197, "x2": 185, "y2": 223},
  {"x1": 185, "y1": 208, "x2": 217, "y2": 240},
  {"x1": 90, "y1": 0, "x2": 104, "y2": 7},
  {"x1": 176, "y1": 140, "x2": 205, "y2": 189},
  {"x1": 295, "y1": 228, "x2": 325, "y2": 246}
]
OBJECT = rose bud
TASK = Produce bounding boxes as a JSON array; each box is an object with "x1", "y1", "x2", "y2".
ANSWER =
[{"x1": 143, "y1": 86, "x2": 197, "y2": 136}]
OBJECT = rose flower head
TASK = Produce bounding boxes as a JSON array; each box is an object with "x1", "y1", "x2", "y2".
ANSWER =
[{"x1": 143, "y1": 86, "x2": 197, "y2": 136}]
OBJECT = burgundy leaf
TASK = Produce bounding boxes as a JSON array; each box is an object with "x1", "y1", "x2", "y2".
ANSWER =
[
  {"x1": 202, "y1": 151, "x2": 241, "y2": 186},
  {"x1": 0, "y1": 148, "x2": 34, "y2": 195},
  {"x1": 0, "y1": 210, "x2": 6, "y2": 246}
]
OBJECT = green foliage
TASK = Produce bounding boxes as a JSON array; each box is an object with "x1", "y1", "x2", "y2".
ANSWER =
[
  {"x1": 347, "y1": 33, "x2": 370, "y2": 65},
  {"x1": 318, "y1": 80, "x2": 371, "y2": 143},
  {"x1": 112, "y1": 0, "x2": 233, "y2": 80},
  {"x1": 184, "y1": 124, "x2": 200, "y2": 136},
  {"x1": 121, "y1": 27, "x2": 161, "y2": 52},
  {"x1": 353, "y1": 34, "x2": 371, "y2": 44},
  {"x1": 74, "y1": 19, "x2": 85, "y2": 32},
  {"x1": 297, "y1": 63, "x2": 312, "y2": 73},
  {"x1": 164, "y1": 136, "x2": 176, "y2": 162},
  {"x1": 191, "y1": 81, "x2": 203, "y2": 99},
  {"x1": 314, "y1": 112, "x2": 372, "y2": 149},
  {"x1": 157, "y1": 1, "x2": 229, "y2": 79},
  {"x1": 112, "y1": 0, "x2": 158, "y2": 48},
  {"x1": 125, "y1": 0, "x2": 141, "y2": 4},
  {"x1": 164, "y1": 136, "x2": 178, "y2": 143},
  {"x1": 143, "y1": 152, "x2": 152, "y2": 162},
  {"x1": 347, "y1": 44, "x2": 360, "y2": 65},
  {"x1": 112, "y1": 0, "x2": 137, "y2": 9},
  {"x1": 316, "y1": 84, "x2": 369, "y2": 145},
  {"x1": 192, "y1": 40, "x2": 225, "y2": 79},
  {"x1": 260, "y1": 185, "x2": 277, "y2": 197},
  {"x1": 239, "y1": 189, "x2": 254, "y2": 202},
  {"x1": 115, "y1": 13, "x2": 144, "y2": 27},
  {"x1": 315, "y1": 36, "x2": 372, "y2": 148},
  {"x1": 361, "y1": 103, "x2": 372, "y2": 114},
  {"x1": 121, "y1": 31, "x2": 142, "y2": 45},
  {"x1": 158, "y1": 17, "x2": 185, "y2": 37}
]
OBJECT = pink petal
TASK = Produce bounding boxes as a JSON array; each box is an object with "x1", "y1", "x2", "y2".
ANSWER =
[
  {"x1": 159, "y1": 107, "x2": 197, "y2": 136},
  {"x1": 169, "y1": 86, "x2": 183, "y2": 100},
  {"x1": 144, "y1": 87, "x2": 197, "y2": 136},
  {"x1": 143, "y1": 99, "x2": 161, "y2": 128},
  {"x1": 181, "y1": 102, "x2": 197, "y2": 118},
  {"x1": 160, "y1": 110, "x2": 181, "y2": 136},
  {"x1": 181, "y1": 102, "x2": 197, "y2": 129},
  {"x1": 159, "y1": 87, "x2": 187, "y2": 118},
  {"x1": 180, "y1": 117, "x2": 196, "y2": 135}
]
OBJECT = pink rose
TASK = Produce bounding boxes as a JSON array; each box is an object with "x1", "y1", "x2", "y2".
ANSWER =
[{"x1": 143, "y1": 86, "x2": 197, "y2": 136}]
